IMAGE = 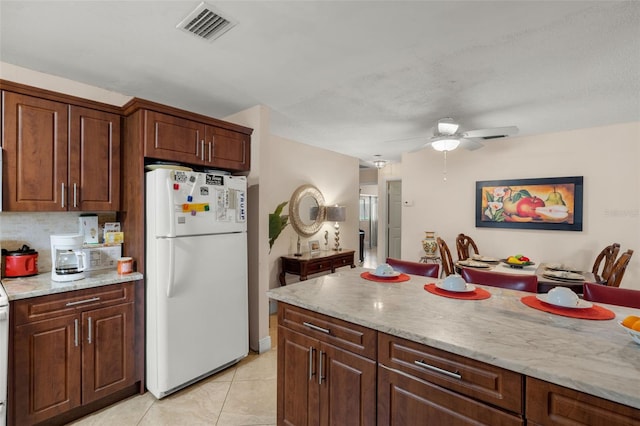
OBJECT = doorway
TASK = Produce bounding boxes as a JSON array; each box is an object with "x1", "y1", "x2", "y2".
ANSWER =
[
  {"x1": 387, "y1": 180, "x2": 402, "y2": 259},
  {"x1": 359, "y1": 195, "x2": 378, "y2": 267}
]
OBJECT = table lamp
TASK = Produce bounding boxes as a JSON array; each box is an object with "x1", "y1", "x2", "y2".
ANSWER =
[{"x1": 326, "y1": 205, "x2": 346, "y2": 251}]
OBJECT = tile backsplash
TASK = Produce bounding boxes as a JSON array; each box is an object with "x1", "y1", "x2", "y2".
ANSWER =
[{"x1": 1, "y1": 212, "x2": 116, "y2": 272}]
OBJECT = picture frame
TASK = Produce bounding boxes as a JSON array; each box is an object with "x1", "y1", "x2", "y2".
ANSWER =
[
  {"x1": 308, "y1": 240, "x2": 321, "y2": 254},
  {"x1": 476, "y1": 176, "x2": 583, "y2": 231}
]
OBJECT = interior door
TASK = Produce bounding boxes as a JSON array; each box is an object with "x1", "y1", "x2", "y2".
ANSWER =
[{"x1": 387, "y1": 180, "x2": 402, "y2": 259}]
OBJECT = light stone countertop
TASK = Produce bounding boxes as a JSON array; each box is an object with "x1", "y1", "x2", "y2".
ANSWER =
[
  {"x1": 1, "y1": 270, "x2": 144, "y2": 301},
  {"x1": 267, "y1": 267, "x2": 640, "y2": 410}
]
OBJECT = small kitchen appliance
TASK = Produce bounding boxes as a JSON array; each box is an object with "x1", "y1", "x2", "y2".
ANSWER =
[
  {"x1": 50, "y1": 234, "x2": 87, "y2": 282},
  {"x1": 2, "y1": 245, "x2": 38, "y2": 277}
]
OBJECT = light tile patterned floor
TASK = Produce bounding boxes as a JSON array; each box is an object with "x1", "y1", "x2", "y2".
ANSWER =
[{"x1": 70, "y1": 315, "x2": 278, "y2": 426}]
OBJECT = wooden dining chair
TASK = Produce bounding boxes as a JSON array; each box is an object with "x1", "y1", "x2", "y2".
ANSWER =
[
  {"x1": 456, "y1": 233, "x2": 479, "y2": 261},
  {"x1": 386, "y1": 258, "x2": 440, "y2": 278},
  {"x1": 605, "y1": 249, "x2": 634, "y2": 288},
  {"x1": 460, "y1": 268, "x2": 538, "y2": 293},
  {"x1": 591, "y1": 243, "x2": 620, "y2": 283},
  {"x1": 436, "y1": 237, "x2": 455, "y2": 277},
  {"x1": 583, "y1": 282, "x2": 640, "y2": 309}
]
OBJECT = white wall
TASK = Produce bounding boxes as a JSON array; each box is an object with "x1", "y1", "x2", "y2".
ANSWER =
[
  {"x1": 267, "y1": 135, "x2": 360, "y2": 284},
  {"x1": 401, "y1": 122, "x2": 640, "y2": 289}
]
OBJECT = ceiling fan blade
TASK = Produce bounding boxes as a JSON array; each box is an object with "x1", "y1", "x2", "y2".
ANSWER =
[
  {"x1": 407, "y1": 140, "x2": 433, "y2": 153},
  {"x1": 458, "y1": 138, "x2": 484, "y2": 151},
  {"x1": 462, "y1": 126, "x2": 519, "y2": 139}
]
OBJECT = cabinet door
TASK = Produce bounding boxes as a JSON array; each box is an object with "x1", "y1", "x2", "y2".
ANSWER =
[
  {"x1": 69, "y1": 106, "x2": 121, "y2": 211},
  {"x1": 207, "y1": 125, "x2": 250, "y2": 171},
  {"x1": 82, "y1": 302, "x2": 135, "y2": 404},
  {"x1": 13, "y1": 315, "x2": 81, "y2": 425},
  {"x1": 526, "y1": 377, "x2": 640, "y2": 426},
  {"x1": 278, "y1": 326, "x2": 320, "y2": 426},
  {"x1": 319, "y1": 342, "x2": 376, "y2": 426},
  {"x1": 143, "y1": 110, "x2": 204, "y2": 164},
  {"x1": 2, "y1": 91, "x2": 68, "y2": 211},
  {"x1": 377, "y1": 365, "x2": 523, "y2": 426}
]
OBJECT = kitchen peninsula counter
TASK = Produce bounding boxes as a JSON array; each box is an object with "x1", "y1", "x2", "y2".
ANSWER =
[
  {"x1": 267, "y1": 267, "x2": 640, "y2": 411},
  {"x1": 1, "y1": 270, "x2": 143, "y2": 300}
]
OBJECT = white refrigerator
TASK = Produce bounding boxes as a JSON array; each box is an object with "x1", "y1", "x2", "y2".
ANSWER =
[{"x1": 145, "y1": 168, "x2": 248, "y2": 399}]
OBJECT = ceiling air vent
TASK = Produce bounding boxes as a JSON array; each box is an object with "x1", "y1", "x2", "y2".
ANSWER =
[{"x1": 176, "y1": 2, "x2": 236, "y2": 41}]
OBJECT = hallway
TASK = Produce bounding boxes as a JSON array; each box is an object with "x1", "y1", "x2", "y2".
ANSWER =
[{"x1": 362, "y1": 245, "x2": 379, "y2": 269}]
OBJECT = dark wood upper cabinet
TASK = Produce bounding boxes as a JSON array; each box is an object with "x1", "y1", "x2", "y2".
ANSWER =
[
  {"x1": 1, "y1": 84, "x2": 121, "y2": 212},
  {"x1": 139, "y1": 106, "x2": 251, "y2": 171},
  {"x1": 70, "y1": 106, "x2": 121, "y2": 211},
  {"x1": 143, "y1": 110, "x2": 203, "y2": 163},
  {"x1": 2, "y1": 91, "x2": 69, "y2": 211}
]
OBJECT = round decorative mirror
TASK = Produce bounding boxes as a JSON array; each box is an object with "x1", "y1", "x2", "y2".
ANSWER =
[{"x1": 289, "y1": 184, "x2": 326, "y2": 237}]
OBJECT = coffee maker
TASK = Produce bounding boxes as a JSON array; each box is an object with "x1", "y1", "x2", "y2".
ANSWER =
[{"x1": 50, "y1": 234, "x2": 87, "y2": 282}]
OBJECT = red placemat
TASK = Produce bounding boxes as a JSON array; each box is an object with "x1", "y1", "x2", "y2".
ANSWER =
[
  {"x1": 521, "y1": 295, "x2": 615, "y2": 320},
  {"x1": 360, "y1": 271, "x2": 410, "y2": 283},
  {"x1": 423, "y1": 283, "x2": 491, "y2": 300}
]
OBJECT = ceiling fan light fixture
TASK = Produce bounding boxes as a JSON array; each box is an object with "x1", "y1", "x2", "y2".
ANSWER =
[
  {"x1": 431, "y1": 138, "x2": 460, "y2": 152},
  {"x1": 373, "y1": 160, "x2": 387, "y2": 169},
  {"x1": 437, "y1": 118, "x2": 459, "y2": 135}
]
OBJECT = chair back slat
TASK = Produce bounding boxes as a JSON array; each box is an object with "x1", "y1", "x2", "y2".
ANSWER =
[
  {"x1": 436, "y1": 237, "x2": 455, "y2": 277},
  {"x1": 456, "y1": 233, "x2": 479, "y2": 261},
  {"x1": 592, "y1": 243, "x2": 620, "y2": 283},
  {"x1": 606, "y1": 249, "x2": 634, "y2": 288}
]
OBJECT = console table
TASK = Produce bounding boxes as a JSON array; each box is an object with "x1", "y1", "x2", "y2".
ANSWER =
[{"x1": 279, "y1": 250, "x2": 356, "y2": 285}]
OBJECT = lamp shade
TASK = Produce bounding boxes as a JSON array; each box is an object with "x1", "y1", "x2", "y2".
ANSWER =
[{"x1": 326, "y1": 205, "x2": 346, "y2": 222}]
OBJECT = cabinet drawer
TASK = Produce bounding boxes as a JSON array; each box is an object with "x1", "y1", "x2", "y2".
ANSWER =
[
  {"x1": 333, "y1": 253, "x2": 353, "y2": 267},
  {"x1": 306, "y1": 259, "x2": 333, "y2": 274},
  {"x1": 279, "y1": 303, "x2": 376, "y2": 360},
  {"x1": 526, "y1": 377, "x2": 640, "y2": 426},
  {"x1": 378, "y1": 364, "x2": 524, "y2": 426},
  {"x1": 378, "y1": 333, "x2": 523, "y2": 414},
  {"x1": 13, "y1": 282, "x2": 135, "y2": 326}
]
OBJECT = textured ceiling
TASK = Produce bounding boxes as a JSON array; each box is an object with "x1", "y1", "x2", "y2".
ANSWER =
[{"x1": 1, "y1": 1, "x2": 639, "y2": 166}]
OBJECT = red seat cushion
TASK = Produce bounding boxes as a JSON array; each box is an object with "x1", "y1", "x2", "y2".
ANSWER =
[
  {"x1": 385, "y1": 258, "x2": 440, "y2": 278},
  {"x1": 583, "y1": 282, "x2": 640, "y2": 309},
  {"x1": 460, "y1": 268, "x2": 538, "y2": 293}
]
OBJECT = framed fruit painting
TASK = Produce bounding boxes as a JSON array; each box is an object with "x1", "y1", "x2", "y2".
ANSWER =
[{"x1": 475, "y1": 176, "x2": 583, "y2": 231}]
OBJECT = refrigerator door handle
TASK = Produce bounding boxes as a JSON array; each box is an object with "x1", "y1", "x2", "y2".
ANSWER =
[
  {"x1": 166, "y1": 176, "x2": 176, "y2": 237},
  {"x1": 167, "y1": 238, "x2": 176, "y2": 298}
]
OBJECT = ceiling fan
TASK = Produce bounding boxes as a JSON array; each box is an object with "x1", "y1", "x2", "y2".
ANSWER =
[{"x1": 422, "y1": 117, "x2": 519, "y2": 152}]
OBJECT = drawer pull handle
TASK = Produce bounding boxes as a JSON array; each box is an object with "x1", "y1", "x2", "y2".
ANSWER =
[
  {"x1": 303, "y1": 322, "x2": 330, "y2": 334},
  {"x1": 414, "y1": 360, "x2": 462, "y2": 380},
  {"x1": 66, "y1": 297, "x2": 101, "y2": 307}
]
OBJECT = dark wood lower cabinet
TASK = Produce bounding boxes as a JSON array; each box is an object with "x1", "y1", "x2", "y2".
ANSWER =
[
  {"x1": 277, "y1": 304, "x2": 376, "y2": 426},
  {"x1": 276, "y1": 304, "x2": 640, "y2": 426},
  {"x1": 13, "y1": 314, "x2": 82, "y2": 424},
  {"x1": 81, "y1": 302, "x2": 135, "y2": 404},
  {"x1": 9, "y1": 282, "x2": 142, "y2": 426}
]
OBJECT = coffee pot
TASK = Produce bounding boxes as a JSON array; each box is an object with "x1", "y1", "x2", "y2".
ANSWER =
[{"x1": 50, "y1": 234, "x2": 86, "y2": 282}]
